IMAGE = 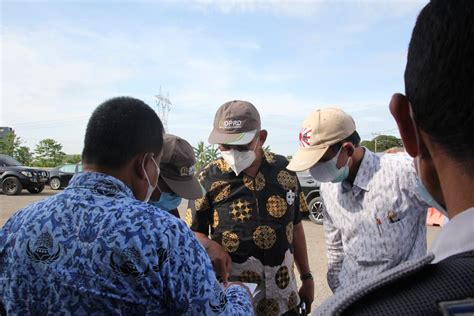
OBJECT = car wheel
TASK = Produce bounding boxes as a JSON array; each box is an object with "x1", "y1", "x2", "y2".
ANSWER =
[
  {"x1": 28, "y1": 184, "x2": 45, "y2": 194},
  {"x1": 308, "y1": 196, "x2": 324, "y2": 225},
  {"x1": 50, "y1": 177, "x2": 61, "y2": 190},
  {"x1": 2, "y1": 177, "x2": 23, "y2": 195}
]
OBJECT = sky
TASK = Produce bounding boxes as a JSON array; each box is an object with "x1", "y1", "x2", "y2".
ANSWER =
[{"x1": 1, "y1": 0, "x2": 428, "y2": 156}]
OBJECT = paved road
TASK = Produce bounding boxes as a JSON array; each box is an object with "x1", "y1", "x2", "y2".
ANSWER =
[{"x1": 0, "y1": 188, "x2": 441, "y2": 309}]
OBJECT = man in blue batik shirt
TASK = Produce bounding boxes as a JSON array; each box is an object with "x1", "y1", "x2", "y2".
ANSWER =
[{"x1": 0, "y1": 97, "x2": 253, "y2": 315}]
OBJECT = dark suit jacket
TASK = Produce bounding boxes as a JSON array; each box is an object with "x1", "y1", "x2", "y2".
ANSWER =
[{"x1": 316, "y1": 251, "x2": 474, "y2": 315}]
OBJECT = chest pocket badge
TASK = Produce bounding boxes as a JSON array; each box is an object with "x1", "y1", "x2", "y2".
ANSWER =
[{"x1": 286, "y1": 190, "x2": 296, "y2": 205}]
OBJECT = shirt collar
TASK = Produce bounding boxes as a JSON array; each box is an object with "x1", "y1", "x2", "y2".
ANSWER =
[
  {"x1": 68, "y1": 171, "x2": 135, "y2": 199},
  {"x1": 430, "y1": 207, "x2": 474, "y2": 263},
  {"x1": 351, "y1": 148, "x2": 379, "y2": 193}
]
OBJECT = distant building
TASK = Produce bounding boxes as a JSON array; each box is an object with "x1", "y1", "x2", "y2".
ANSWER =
[{"x1": 0, "y1": 127, "x2": 14, "y2": 139}]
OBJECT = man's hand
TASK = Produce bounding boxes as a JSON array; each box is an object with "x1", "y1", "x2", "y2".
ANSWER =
[
  {"x1": 299, "y1": 279, "x2": 315, "y2": 313},
  {"x1": 194, "y1": 232, "x2": 232, "y2": 282},
  {"x1": 205, "y1": 239, "x2": 233, "y2": 282},
  {"x1": 225, "y1": 281, "x2": 252, "y2": 298}
]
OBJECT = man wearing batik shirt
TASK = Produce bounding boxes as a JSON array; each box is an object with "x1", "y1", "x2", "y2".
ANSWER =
[
  {"x1": 187, "y1": 100, "x2": 314, "y2": 315},
  {"x1": 0, "y1": 97, "x2": 252, "y2": 315}
]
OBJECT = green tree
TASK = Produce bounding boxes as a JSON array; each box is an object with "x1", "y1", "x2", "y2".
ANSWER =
[
  {"x1": 0, "y1": 131, "x2": 21, "y2": 156},
  {"x1": 361, "y1": 140, "x2": 375, "y2": 151},
  {"x1": 63, "y1": 154, "x2": 82, "y2": 164},
  {"x1": 34, "y1": 138, "x2": 66, "y2": 167},
  {"x1": 14, "y1": 146, "x2": 34, "y2": 166},
  {"x1": 375, "y1": 135, "x2": 403, "y2": 152},
  {"x1": 361, "y1": 135, "x2": 403, "y2": 152},
  {"x1": 194, "y1": 141, "x2": 220, "y2": 172}
]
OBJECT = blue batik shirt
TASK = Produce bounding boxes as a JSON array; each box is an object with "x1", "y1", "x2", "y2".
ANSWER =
[{"x1": 0, "y1": 172, "x2": 252, "y2": 315}]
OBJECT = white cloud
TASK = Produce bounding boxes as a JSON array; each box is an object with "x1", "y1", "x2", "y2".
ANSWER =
[
  {"x1": 1, "y1": 1, "x2": 410, "y2": 155},
  {"x1": 188, "y1": 0, "x2": 324, "y2": 17},
  {"x1": 184, "y1": 0, "x2": 427, "y2": 20}
]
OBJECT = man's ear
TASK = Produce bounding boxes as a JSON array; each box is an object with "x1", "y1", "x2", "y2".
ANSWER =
[
  {"x1": 343, "y1": 144, "x2": 354, "y2": 160},
  {"x1": 259, "y1": 130, "x2": 268, "y2": 145},
  {"x1": 389, "y1": 93, "x2": 418, "y2": 157},
  {"x1": 134, "y1": 153, "x2": 148, "y2": 180}
]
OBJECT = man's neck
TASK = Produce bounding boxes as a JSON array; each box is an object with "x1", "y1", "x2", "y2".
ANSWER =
[
  {"x1": 346, "y1": 147, "x2": 365, "y2": 185},
  {"x1": 83, "y1": 163, "x2": 133, "y2": 189},
  {"x1": 436, "y1": 160, "x2": 474, "y2": 219}
]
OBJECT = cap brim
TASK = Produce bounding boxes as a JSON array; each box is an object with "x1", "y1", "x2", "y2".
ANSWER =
[
  {"x1": 208, "y1": 129, "x2": 258, "y2": 145},
  {"x1": 162, "y1": 176, "x2": 204, "y2": 200},
  {"x1": 287, "y1": 146, "x2": 330, "y2": 172}
]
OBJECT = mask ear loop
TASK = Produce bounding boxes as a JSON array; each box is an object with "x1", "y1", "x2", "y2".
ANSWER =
[
  {"x1": 253, "y1": 135, "x2": 260, "y2": 151},
  {"x1": 156, "y1": 177, "x2": 162, "y2": 193},
  {"x1": 142, "y1": 153, "x2": 153, "y2": 187}
]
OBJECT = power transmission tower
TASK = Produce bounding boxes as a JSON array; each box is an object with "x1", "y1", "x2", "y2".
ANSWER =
[{"x1": 155, "y1": 87, "x2": 172, "y2": 132}]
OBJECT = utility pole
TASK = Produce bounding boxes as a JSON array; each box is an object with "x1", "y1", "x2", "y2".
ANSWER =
[
  {"x1": 155, "y1": 87, "x2": 172, "y2": 132},
  {"x1": 372, "y1": 132, "x2": 381, "y2": 152}
]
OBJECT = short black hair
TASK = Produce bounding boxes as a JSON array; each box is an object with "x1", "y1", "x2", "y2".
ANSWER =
[
  {"x1": 82, "y1": 97, "x2": 164, "y2": 168},
  {"x1": 330, "y1": 131, "x2": 361, "y2": 152},
  {"x1": 405, "y1": 0, "x2": 474, "y2": 164}
]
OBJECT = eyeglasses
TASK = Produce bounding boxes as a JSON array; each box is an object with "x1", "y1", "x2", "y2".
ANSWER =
[
  {"x1": 219, "y1": 143, "x2": 252, "y2": 152},
  {"x1": 219, "y1": 136, "x2": 260, "y2": 152}
]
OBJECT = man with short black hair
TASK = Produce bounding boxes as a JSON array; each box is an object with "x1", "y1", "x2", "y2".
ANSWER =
[
  {"x1": 316, "y1": 1, "x2": 474, "y2": 314},
  {"x1": 0, "y1": 97, "x2": 252, "y2": 315},
  {"x1": 288, "y1": 108, "x2": 429, "y2": 293}
]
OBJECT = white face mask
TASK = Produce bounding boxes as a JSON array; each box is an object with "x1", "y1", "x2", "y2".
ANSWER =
[
  {"x1": 414, "y1": 157, "x2": 448, "y2": 217},
  {"x1": 309, "y1": 146, "x2": 351, "y2": 183},
  {"x1": 220, "y1": 138, "x2": 258, "y2": 176},
  {"x1": 142, "y1": 154, "x2": 160, "y2": 203}
]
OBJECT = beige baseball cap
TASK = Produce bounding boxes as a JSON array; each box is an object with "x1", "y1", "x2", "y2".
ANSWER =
[
  {"x1": 160, "y1": 134, "x2": 203, "y2": 200},
  {"x1": 208, "y1": 100, "x2": 261, "y2": 145},
  {"x1": 287, "y1": 108, "x2": 356, "y2": 172}
]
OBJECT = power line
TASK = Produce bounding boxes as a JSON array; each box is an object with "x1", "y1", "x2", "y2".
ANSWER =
[{"x1": 9, "y1": 116, "x2": 89, "y2": 128}]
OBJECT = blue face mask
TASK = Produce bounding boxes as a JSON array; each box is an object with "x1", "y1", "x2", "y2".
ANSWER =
[
  {"x1": 309, "y1": 147, "x2": 351, "y2": 183},
  {"x1": 415, "y1": 178, "x2": 448, "y2": 217},
  {"x1": 149, "y1": 192, "x2": 182, "y2": 212}
]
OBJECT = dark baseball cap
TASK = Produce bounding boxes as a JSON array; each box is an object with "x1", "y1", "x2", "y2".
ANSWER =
[
  {"x1": 208, "y1": 100, "x2": 261, "y2": 145},
  {"x1": 160, "y1": 134, "x2": 203, "y2": 200}
]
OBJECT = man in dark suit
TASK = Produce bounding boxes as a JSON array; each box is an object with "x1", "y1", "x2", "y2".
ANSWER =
[{"x1": 316, "y1": 0, "x2": 474, "y2": 314}]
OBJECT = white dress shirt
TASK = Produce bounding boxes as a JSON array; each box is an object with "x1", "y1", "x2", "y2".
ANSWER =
[
  {"x1": 431, "y1": 207, "x2": 474, "y2": 263},
  {"x1": 320, "y1": 149, "x2": 429, "y2": 292}
]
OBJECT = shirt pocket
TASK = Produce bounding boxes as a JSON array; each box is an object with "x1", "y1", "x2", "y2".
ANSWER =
[{"x1": 355, "y1": 200, "x2": 409, "y2": 265}]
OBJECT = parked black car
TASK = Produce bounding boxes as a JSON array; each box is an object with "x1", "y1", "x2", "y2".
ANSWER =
[
  {"x1": 297, "y1": 171, "x2": 324, "y2": 225},
  {"x1": 0, "y1": 154, "x2": 49, "y2": 195},
  {"x1": 49, "y1": 163, "x2": 83, "y2": 190}
]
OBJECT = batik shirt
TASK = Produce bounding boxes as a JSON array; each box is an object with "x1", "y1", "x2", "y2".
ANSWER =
[
  {"x1": 0, "y1": 172, "x2": 252, "y2": 315},
  {"x1": 320, "y1": 150, "x2": 429, "y2": 292},
  {"x1": 187, "y1": 152, "x2": 309, "y2": 316}
]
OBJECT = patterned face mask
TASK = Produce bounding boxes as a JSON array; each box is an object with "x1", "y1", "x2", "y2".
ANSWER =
[{"x1": 309, "y1": 146, "x2": 350, "y2": 183}]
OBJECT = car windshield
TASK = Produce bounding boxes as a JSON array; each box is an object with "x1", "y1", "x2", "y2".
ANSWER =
[{"x1": 0, "y1": 155, "x2": 22, "y2": 166}]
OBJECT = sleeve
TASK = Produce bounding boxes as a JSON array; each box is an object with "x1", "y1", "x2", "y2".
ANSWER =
[
  {"x1": 160, "y1": 220, "x2": 253, "y2": 315},
  {"x1": 323, "y1": 206, "x2": 344, "y2": 292},
  {"x1": 294, "y1": 180, "x2": 307, "y2": 225},
  {"x1": 187, "y1": 169, "x2": 213, "y2": 235}
]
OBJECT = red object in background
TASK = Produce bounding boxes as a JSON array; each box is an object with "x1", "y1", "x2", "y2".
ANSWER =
[{"x1": 426, "y1": 208, "x2": 448, "y2": 226}]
